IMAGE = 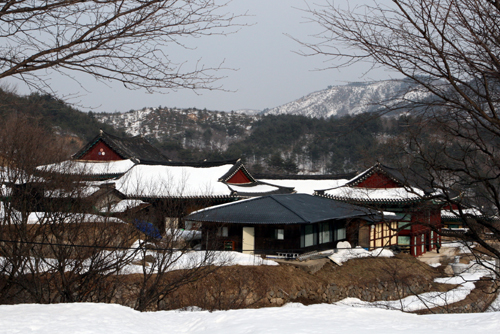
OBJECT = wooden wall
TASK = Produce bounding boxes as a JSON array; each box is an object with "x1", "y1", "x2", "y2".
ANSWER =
[{"x1": 80, "y1": 140, "x2": 122, "y2": 161}]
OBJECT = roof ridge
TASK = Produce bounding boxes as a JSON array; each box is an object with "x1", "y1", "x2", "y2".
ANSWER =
[
  {"x1": 269, "y1": 194, "x2": 311, "y2": 223},
  {"x1": 347, "y1": 163, "x2": 407, "y2": 188},
  {"x1": 218, "y1": 160, "x2": 256, "y2": 183},
  {"x1": 73, "y1": 131, "x2": 169, "y2": 162}
]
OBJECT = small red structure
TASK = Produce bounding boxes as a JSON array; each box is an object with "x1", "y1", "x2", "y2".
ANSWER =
[
  {"x1": 80, "y1": 141, "x2": 123, "y2": 161},
  {"x1": 73, "y1": 130, "x2": 169, "y2": 162}
]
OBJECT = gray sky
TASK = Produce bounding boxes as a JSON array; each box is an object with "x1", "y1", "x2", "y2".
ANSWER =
[{"x1": 12, "y1": 0, "x2": 392, "y2": 113}]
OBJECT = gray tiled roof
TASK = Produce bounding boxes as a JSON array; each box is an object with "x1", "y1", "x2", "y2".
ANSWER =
[{"x1": 186, "y1": 194, "x2": 380, "y2": 224}]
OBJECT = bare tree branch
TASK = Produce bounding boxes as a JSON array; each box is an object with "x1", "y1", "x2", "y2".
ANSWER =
[
  {"x1": 0, "y1": 0, "x2": 241, "y2": 94},
  {"x1": 302, "y1": 0, "x2": 500, "y2": 279}
]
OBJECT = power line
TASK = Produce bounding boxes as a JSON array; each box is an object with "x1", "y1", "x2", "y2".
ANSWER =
[{"x1": 0, "y1": 237, "x2": 473, "y2": 253}]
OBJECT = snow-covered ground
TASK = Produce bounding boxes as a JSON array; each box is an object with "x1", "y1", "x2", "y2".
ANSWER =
[
  {"x1": 1, "y1": 301, "x2": 499, "y2": 334},
  {"x1": 0, "y1": 249, "x2": 278, "y2": 276},
  {"x1": 1, "y1": 244, "x2": 500, "y2": 333},
  {"x1": 117, "y1": 249, "x2": 278, "y2": 275},
  {"x1": 335, "y1": 271, "x2": 483, "y2": 312},
  {"x1": 329, "y1": 246, "x2": 394, "y2": 265},
  {"x1": 2, "y1": 240, "x2": 500, "y2": 331}
]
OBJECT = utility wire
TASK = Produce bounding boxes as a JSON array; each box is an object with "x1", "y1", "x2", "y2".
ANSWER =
[{"x1": 0, "y1": 237, "x2": 471, "y2": 253}]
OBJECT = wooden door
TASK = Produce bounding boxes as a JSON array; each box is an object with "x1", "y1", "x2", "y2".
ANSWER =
[
  {"x1": 359, "y1": 225, "x2": 370, "y2": 249},
  {"x1": 242, "y1": 227, "x2": 255, "y2": 254}
]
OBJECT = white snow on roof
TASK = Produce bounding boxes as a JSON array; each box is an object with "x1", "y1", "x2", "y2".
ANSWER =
[
  {"x1": 227, "y1": 183, "x2": 279, "y2": 194},
  {"x1": 382, "y1": 211, "x2": 399, "y2": 219},
  {"x1": 323, "y1": 186, "x2": 425, "y2": 201},
  {"x1": 44, "y1": 185, "x2": 101, "y2": 198},
  {"x1": 114, "y1": 164, "x2": 234, "y2": 198},
  {"x1": 101, "y1": 199, "x2": 149, "y2": 213},
  {"x1": 1, "y1": 184, "x2": 12, "y2": 197},
  {"x1": 2, "y1": 211, "x2": 126, "y2": 224},
  {"x1": 186, "y1": 197, "x2": 255, "y2": 216},
  {"x1": 0, "y1": 202, "x2": 5, "y2": 219},
  {"x1": 259, "y1": 179, "x2": 348, "y2": 195},
  {"x1": 1, "y1": 166, "x2": 41, "y2": 184},
  {"x1": 37, "y1": 159, "x2": 136, "y2": 176},
  {"x1": 344, "y1": 167, "x2": 372, "y2": 184},
  {"x1": 441, "y1": 208, "x2": 483, "y2": 219}
]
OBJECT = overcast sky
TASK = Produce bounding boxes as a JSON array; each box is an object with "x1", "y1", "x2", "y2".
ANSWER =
[{"x1": 12, "y1": 0, "x2": 393, "y2": 113}]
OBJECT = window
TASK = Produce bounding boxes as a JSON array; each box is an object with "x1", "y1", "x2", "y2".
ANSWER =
[
  {"x1": 224, "y1": 240, "x2": 234, "y2": 250},
  {"x1": 301, "y1": 224, "x2": 317, "y2": 248},
  {"x1": 319, "y1": 222, "x2": 331, "y2": 244},
  {"x1": 217, "y1": 226, "x2": 228, "y2": 237},
  {"x1": 398, "y1": 222, "x2": 411, "y2": 230},
  {"x1": 398, "y1": 214, "x2": 412, "y2": 230},
  {"x1": 275, "y1": 228, "x2": 284, "y2": 240},
  {"x1": 397, "y1": 236, "x2": 410, "y2": 245},
  {"x1": 335, "y1": 227, "x2": 346, "y2": 241}
]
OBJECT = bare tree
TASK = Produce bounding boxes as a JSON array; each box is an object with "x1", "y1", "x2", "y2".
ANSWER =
[
  {"x1": 1, "y1": 123, "x2": 234, "y2": 310},
  {"x1": 302, "y1": 0, "x2": 500, "y2": 278},
  {"x1": 0, "y1": 0, "x2": 239, "y2": 93},
  {"x1": 0, "y1": 115, "x2": 143, "y2": 304}
]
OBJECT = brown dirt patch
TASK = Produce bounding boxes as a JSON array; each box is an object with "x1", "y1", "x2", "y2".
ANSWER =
[{"x1": 149, "y1": 254, "x2": 455, "y2": 311}]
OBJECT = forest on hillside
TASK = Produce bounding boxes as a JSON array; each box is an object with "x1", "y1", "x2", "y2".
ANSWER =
[
  {"x1": 0, "y1": 88, "x2": 124, "y2": 153},
  {"x1": 98, "y1": 106, "x2": 424, "y2": 175},
  {"x1": 221, "y1": 113, "x2": 418, "y2": 174},
  {"x1": 0, "y1": 87, "x2": 422, "y2": 175}
]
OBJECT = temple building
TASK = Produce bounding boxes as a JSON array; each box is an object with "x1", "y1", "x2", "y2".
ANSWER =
[{"x1": 315, "y1": 163, "x2": 442, "y2": 256}]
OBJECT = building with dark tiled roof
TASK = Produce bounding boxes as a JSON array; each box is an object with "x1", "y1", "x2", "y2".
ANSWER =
[
  {"x1": 186, "y1": 193, "x2": 381, "y2": 255},
  {"x1": 33, "y1": 132, "x2": 295, "y2": 233},
  {"x1": 72, "y1": 130, "x2": 169, "y2": 163},
  {"x1": 315, "y1": 163, "x2": 443, "y2": 257}
]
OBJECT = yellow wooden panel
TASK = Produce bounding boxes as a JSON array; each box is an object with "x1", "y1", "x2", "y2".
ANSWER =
[{"x1": 242, "y1": 227, "x2": 255, "y2": 254}]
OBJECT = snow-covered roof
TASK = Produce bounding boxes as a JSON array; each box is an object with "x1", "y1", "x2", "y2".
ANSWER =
[
  {"x1": 72, "y1": 130, "x2": 169, "y2": 162},
  {"x1": 1, "y1": 184, "x2": 12, "y2": 197},
  {"x1": 0, "y1": 202, "x2": 5, "y2": 219},
  {"x1": 226, "y1": 183, "x2": 282, "y2": 194},
  {"x1": 320, "y1": 186, "x2": 426, "y2": 204},
  {"x1": 441, "y1": 208, "x2": 484, "y2": 220},
  {"x1": 101, "y1": 199, "x2": 149, "y2": 213},
  {"x1": 37, "y1": 159, "x2": 136, "y2": 176},
  {"x1": 0, "y1": 166, "x2": 41, "y2": 184},
  {"x1": 114, "y1": 164, "x2": 235, "y2": 198},
  {"x1": 44, "y1": 185, "x2": 101, "y2": 198},
  {"x1": 344, "y1": 168, "x2": 373, "y2": 186},
  {"x1": 2, "y1": 211, "x2": 126, "y2": 224},
  {"x1": 259, "y1": 179, "x2": 348, "y2": 195}
]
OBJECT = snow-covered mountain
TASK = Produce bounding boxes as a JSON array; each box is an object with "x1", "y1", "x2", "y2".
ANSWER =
[
  {"x1": 233, "y1": 109, "x2": 261, "y2": 115},
  {"x1": 263, "y1": 80, "x2": 426, "y2": 118}
]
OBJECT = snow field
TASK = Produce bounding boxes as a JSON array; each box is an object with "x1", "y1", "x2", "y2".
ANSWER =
[
  {"x1": 1, "y1": 301, "x2": 499, "y2": 334},
  {"x1": 1, "y1": 243, "x2": 499, "y2": 333}
]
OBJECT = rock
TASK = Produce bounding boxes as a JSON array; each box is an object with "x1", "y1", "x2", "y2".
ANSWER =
[{"x1": 270, "y1": 297, "x2": 284, "y2": 306}]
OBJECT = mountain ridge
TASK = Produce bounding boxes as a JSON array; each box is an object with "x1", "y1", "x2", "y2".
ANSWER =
[{"x1": 263, "y1": 80, "x2": 424, "y2": 118}]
